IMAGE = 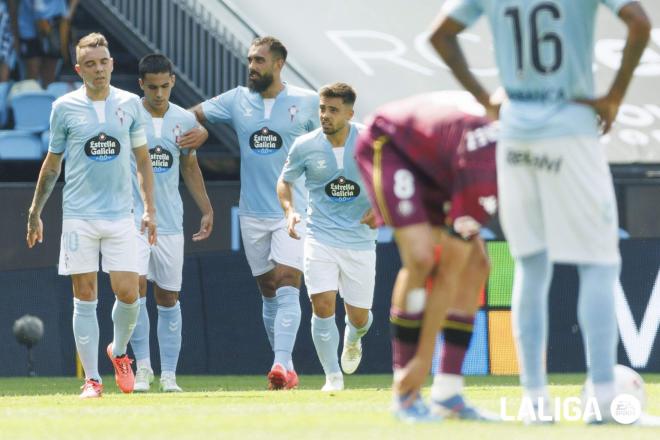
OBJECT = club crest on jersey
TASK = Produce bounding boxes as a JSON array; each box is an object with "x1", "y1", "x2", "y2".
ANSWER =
[
  {"x1": 115, "y1": 107, "x2": 125, "y2": 126},
  {"x1": 150, "y1": 145, "x2": 173, "y2": 173},
  {"x1": 325, "y1": 176, "x2": 360, "y2": 203},
  {"x1": 288, "y1": 105, "x2": 298, "y2": 122},
  {"x1": 249, "y1": 127, "x2": 283, "y2": 155},
  {"x1": 173, "y1": 124, "x2": 182, "y2": 144},
  {"x1": 84, "y1": 132, "x2": 121, "y2": 162}
]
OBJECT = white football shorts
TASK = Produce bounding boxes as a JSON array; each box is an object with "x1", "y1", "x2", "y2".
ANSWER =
[
  {"x1": 497, "y1": 135, "x2": 620, "y2": 264},
  {"x1": 58, "y1": 217, "x2": 138, "y2": 275},
  {"x1": 136, "y1": 231, "x2": 184, "y2": 292},
  {"x1": 304, "y1": 237, "x2": 376, "y2": 309},
  {"x1": 239, "y1": 215, "x2": 305, "y2": 276}
]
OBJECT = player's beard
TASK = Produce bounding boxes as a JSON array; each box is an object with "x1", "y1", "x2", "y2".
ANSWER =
[{"x1": 248, "y1": 71, "x2": 274, "y2": 93}]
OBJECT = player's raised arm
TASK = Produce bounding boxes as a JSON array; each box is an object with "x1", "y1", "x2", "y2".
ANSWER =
[
  {"x1": 180, "y1": 153, "x2": 214, "y2": 241},
  {"x1": 429, "y1": 14, "x2": 500, "y2": 120},
  {"x1": 188, "y1": 103, "x2": 206, "y2": 124},
  {"x1": 26, "y1": 152, "x2": 63, "y2": 248},
  {"x1": 576, "y1": 2, "x2": 651, "y2": 134},
  {"x1": 276, "y1": 175, "x2": 300, "y2": 240},
  {"x1": 133, "y1": 145, "x2": 157, "y2": 245}
]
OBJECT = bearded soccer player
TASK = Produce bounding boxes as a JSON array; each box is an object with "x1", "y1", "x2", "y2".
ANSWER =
[
  {"x1": 129, "y1": 53, "x2": 214, "y2": 393},
  {"x1": 187, "y1": 36, "x2": 319, "y2": 389},
  {"x1": 356, "y1": 92, "x2": 498, "y2": 421},
  {"x1": 26, "y1": 32, "x2": 156, "y2": 398}
]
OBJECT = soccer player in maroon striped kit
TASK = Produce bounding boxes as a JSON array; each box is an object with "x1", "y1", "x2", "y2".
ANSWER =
[{"x1": 355, "y1": 92, "x2": 499, "y2": 422}]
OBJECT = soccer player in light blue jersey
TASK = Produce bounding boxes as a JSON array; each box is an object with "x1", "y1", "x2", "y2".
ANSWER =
[
  {"x1": 26, "y1": 33, "x2": 156, "y2": 398},
  {"x1": 430, "y1": 0, "x2": 651, "y2": 424},
  {"x1": 129, "y1": 54, "x2": 214, "y2": 393},
  {"x1": 189, "y1": 36, "x2": 319, "y2": 390},
  {"x1": 277, "y1": 83, "x2": 377, "y2": 392}
]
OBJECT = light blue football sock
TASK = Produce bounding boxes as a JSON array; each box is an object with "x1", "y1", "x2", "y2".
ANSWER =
[
  {"x1": 578, "y1": 263, "x2": 619, "y2": 386},
  {"x1": 157, "y1": 301, "x2": 182, "y2": 374},
  {"x1": 273, "y1": 286, "x2": 301, "y2": 367},
  {"x1": 511, "y1": 251, "x2": 553, "y2": 391},
  {"x1": 345, "y1": 310, "x2": 373, "y2": 344},
  {"x1": 312, "y1": 314, "x2": 341, "y2": 375},
  {"x1": 262, "y1": 296, "x2": 277, "y2": 350},
  {"x1": 111, "y1": 298, "x2": 140, "y2": 357},
  {"x1": 129, "y1": 297, "x2": 151, "y2": 363},
  {"x1": 73, "y1": 298, "x2": 100, "y2": 382}
]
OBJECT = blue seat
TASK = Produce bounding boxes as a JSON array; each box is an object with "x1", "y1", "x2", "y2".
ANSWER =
[
  {"x1": 46, "y1": 81, "x2": 75, "y2": 98},
  {"x1": 0, "y1": 81, "x2": 13, "y2": 128},
  {"x1": 10, "y1": 91, "x2": 55, "y2": 133},
  {"x1": 0, "y1": 130, "x2": 43, "y2": 159}
]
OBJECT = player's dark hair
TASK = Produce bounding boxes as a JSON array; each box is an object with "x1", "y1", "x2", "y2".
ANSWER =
[
  {"x1": 138, "y1": 54, "x2": 174, "y2": 78},
  {"x1": 251, "y1": 36, "x2": 287, "y2": 62},
  {"x1": 319, "y1": 83, "x2": 356, "y2": 106}
]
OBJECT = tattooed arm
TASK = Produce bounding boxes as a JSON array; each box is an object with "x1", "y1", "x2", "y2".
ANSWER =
[{"x1": 27, "y1": 152, "x2": 64, "y2": 248}]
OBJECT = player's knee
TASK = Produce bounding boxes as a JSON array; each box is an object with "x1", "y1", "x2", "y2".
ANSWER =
[
  {"x1": 349, "y1": 313, "x2": 369, "y2": 328},
  {"x1": 72, "y1": 278, "x2": 96, "y2": 301},
  {"x1": 311, "y1": 296, "x2": 335, "y2": 318},
  {"x1": 73, "y1": 286, "x2": 96, "y2": 302},
  {"x1": 155, "y1": 290, "x2": 179, "y2": 307},
  {"x1": 275, "y1": 268, "x2": 302, "y2": 289},
  {"x1": 114, "y1": 281, "x2": 139, "y2": 304},
  {"x1": 407, "y1": 247, "x2": 435, "y2": 277}
]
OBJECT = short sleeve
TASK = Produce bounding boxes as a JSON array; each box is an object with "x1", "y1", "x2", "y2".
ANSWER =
[
  {"x1": 130, "y1": 98, "x2": 147, "y2": 148},
  {"x1": 281, "y1": 139, "x2": 305, "y2": 183},
  {"x1": 441, "y1": 0, "x2": 484, "y2": 28},
  {"x1": 180, "y1": 110, "x2": 198, "y2": 157},
  {"x1": 48, "y1": 103, "x2": 67, "y2": 154},
  {"x1": 201, "y1": 89, "x2": 236, "y2": 124},
  {"x1": 601, "y1": 0, "x2": 636, "y2": 14}
]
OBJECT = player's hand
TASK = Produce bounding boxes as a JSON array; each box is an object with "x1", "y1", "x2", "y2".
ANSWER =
[
  {"x1": 26, "y1": 211, "x2": 43, "y2": 248},
  {"x1": 484, "y1": 88, "x2": 505, "y2": 121},
  {"x1": 36, "y1": 19, "x2": 52, "y2": 35},
  {"x1": 192, "y1": 211, "x2": 214, "y2": 242},
  {"x1": 141, "y1": 211, "x2": 157, "y2": 245},
  {"x1": 453, "y1": 215, "x2": 481, "y2": 240},
  {"x1": 360, "y1": 208, "x2": 378, "y2": 229},
  {"x1": 393, "y1": 356, "x2": 429, "y2": 406},
  {"x1": 178, "y1": 126, "x2": 208, "y2": 150},
  {"x1": 286, "y1": 211, "x2": 301, "y2": 240},
  {"x1": 574, "y1": 95, "x2": 621, "y2": 134}
]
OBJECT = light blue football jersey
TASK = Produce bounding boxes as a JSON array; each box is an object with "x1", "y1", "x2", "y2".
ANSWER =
[
  {"x1": 201, "y1": 84, "x2": 319, "y2": 218},
  {"x1": 49, "y1": 86, "x2": 147, "y2": 220},
  {"x1": 131, "y1": 102, "x2": 197, "y2": 235},
  {"x1": 281, "y1": 122, "x2": 377, "y2": 251},
  {"x1": 444, "y1": 0, "x2": 631, "y2": 140}
]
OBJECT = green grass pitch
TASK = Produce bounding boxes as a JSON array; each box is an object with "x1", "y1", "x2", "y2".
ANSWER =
[{"x1": 0, "y1": 374, "x2": 658, "y2": 439}]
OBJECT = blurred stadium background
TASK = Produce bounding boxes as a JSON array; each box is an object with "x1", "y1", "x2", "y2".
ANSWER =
[{"x1": 0, "y1": 0, "x2": 658, "y2": 381}]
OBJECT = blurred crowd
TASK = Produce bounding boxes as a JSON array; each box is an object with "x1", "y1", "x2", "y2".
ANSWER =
[{"x1": 0, "y1": 0, "x2": 79, "y2": 92}]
